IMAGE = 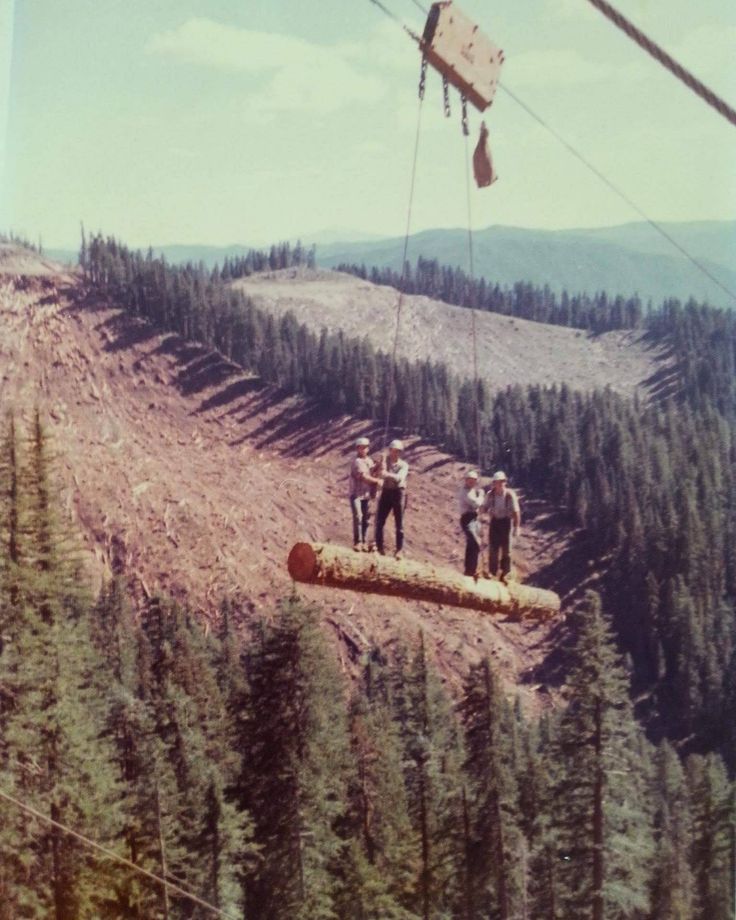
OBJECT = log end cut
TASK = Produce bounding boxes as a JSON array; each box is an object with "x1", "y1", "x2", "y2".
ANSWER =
[{"x1": 287, "y1": 541, "x2": 319, "y2": 582}]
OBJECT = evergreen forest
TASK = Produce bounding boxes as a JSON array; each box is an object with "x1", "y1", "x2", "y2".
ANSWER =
[
  {"x1": 0, "y1": 234, "x2": 734, "y2": 917},
  {"x1": 1, "y1": 415, "x2": 733, "y2": 918},
  {"x1": 335, "y1": 258, "x2": 645, "y2": 333}
]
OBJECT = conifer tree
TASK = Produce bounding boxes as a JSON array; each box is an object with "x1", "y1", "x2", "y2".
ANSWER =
[
  {"x1": 523, "y1": 715, "x2": 561, "y2": 920},
  {"x1": 338, "y1": 655, "x2": 418, "y2": 919},
  {"x1": 396, "y1": 634, "x2": 466, "y2": 920},
  {"x1": 649, "y1": 741, "x2": 695, "y2": 920},
  {"x1": 0, "y1": 414, "x2": 123, "y2": 919},
  {"x1": 553, "y1": 591, "x2": 654, "y2": 920},
  {"x1": 686, "y1": 753, "x2": 733, "y2": 919},
  {"x1": 460, "y1": 658, "x2": 524, "y2": 919},
  {"x1": 236, "y1": 599, "x2": 351, "y2": 920},
  {"x1": 135, "y1": 597, "x2": 252, "y2": 917}
]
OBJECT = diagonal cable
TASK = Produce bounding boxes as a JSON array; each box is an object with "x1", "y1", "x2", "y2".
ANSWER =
[
  {"x1": 0, "y1": 787, "x2": 240, "y2": 920},
  {"x1": 366, "y1": 0, "x2": 736, "y2": 306},
  {"x1": 499, "y1": 83, "x2": 736, "y2": 306},
  {"x1": 586, "y1": 0, "x2": 736, "y2": 128}
]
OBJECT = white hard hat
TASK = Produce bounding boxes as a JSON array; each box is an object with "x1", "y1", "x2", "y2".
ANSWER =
[
  {"x1": 492, "y1": 470, "x2": 508, "y2": 482},
  {"x1": 465, "y1": 470, "x2": 479, "y2": 480},
  {"x1": 389, "y1": 439, "x2": 404, "y2": 451},
  {"x1": 355, "y1": 437, "x2": 370, "y2": 447}
]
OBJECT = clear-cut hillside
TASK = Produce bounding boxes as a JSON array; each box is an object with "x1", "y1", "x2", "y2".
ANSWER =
[
  {"x1": 0, "y1": 250, "x2": 671, "y2": 710},
  {"x1": 233, "y1": 268, "x2": 674, "y2": 399}
]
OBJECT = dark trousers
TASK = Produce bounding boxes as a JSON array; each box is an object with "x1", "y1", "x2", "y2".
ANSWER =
[
  {"x1": 350, "y1": 497, "x2": 371, "y2": 545},
  {"x1": 489, "y1": 518, "x2": 512, "y2": 577},
  {"x1": 376, "y1": 489, "x2": 404, "y2": 554},
  {"x1": 460, "y1": 511, "x2": 481, "y2": 576}
]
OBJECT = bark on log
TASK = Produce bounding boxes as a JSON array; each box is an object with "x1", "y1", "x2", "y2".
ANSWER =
[{"x1": 287, "y1": 542, "x2": 560, "y2": 620}]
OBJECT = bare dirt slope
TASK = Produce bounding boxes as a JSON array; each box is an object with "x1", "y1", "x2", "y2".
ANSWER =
[
  {"x1": 0, "y1": 242, "x2": 69, "y2": 277},
  {"x1": 0, "y1": 255, "x2": 612, "y2": 711},
  {"x1": 234, "y1": 268, "x2": 672, "y2": 398}
]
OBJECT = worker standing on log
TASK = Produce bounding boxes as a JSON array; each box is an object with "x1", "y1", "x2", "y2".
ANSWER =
[
  {"x1": 375, "y1": 439, "x2": 409, "y2": 560},
  {"x1": 459, "y1": 470, "x2": 485, "y2": 577},
  {"x1": 349, "y1": 437, "x2": 382, "y2": 552},
  {"x1": 484, "y1": 470, "x2": 521, "y2": 583}
]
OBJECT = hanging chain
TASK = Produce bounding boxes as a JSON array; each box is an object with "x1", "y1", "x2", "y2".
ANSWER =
[
  {"x1": 418, "y1": 55, "x2": 428, "y2": 100},
  {"x1": 461, "y1": 95, "x2": 469, "y2": 136},
  {"x1": 442, "y1": 75, "x2": 451, "y2": 117}
]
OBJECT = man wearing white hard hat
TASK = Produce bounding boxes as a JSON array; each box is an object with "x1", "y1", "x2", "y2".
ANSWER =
[
  {"x1": 375, "y1": 439, "x2": 409, "y2": 559},
  {"x1": 484, "y1": 470, "x2": 521, "y2": 582},
  {"x1": 349, "y1": 436, "x2": 381, "y2": 551},
  {"x1": 458, "y1": 469, "x2": 485, "y2": 577}
]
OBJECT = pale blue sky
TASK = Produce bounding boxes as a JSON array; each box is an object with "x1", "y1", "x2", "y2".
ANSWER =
[{"x1": 1, "y1": 0, "x2": 735, "y2": 248}]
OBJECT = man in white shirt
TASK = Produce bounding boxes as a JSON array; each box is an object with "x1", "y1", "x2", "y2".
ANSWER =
[
  {"x1": 458, "y1": 470, "x2": 485, "y2": 577},
  {"x1": 484, "y1": 470, "x2": 521, "y2": 583},
  {"x1": 375, "y1": 439, "x2": 409, "y2": 560},
  {"x1": 349, "y1": 437, "x2": 381, "y2": 551}
]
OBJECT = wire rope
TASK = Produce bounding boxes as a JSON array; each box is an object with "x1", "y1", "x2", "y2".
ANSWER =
[
  {"x1": 0, "y1": 787, "x2": 240, "y2": 920},
  {"x1": 585, "y1": 0, "x2": 736, "y2": 129},
  {"x1": 382, "y1": 93, "x2": 425, "y2": 448},
  {"x1": 366, "y1": 0, "x2": 736, "y2": 306}
]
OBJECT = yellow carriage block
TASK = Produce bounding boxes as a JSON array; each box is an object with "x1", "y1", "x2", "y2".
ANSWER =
[{"x1": 422, "y1": 1, "x2": 505, "y2": 112}]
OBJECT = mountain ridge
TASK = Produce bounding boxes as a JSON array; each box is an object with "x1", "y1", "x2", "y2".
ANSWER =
[
  {"x1": 317, "y1": 221, "x2": 736, "y2": 309},
  {"x1": 47, "y1": 219, "x2": 736, "y2": 308}
]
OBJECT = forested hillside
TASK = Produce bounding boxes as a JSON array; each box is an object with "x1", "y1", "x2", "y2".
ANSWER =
[
  {"x1": 0, "y1": 414, "x2": 732, "y2": 917},
  {"x1": 335, "y1": 257, "x2": 646, "y2": 332},
  {"x1": 316, "y1": 222, "x2": 736, "y2": 310},
  {"x1": 1, "y1": 234, "x2": 735, "y2": 917},
  {"x1": 83, "y1": 233, "x2": 736, "y2": 757}
]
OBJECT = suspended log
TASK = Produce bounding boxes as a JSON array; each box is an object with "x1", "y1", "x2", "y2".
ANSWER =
[{"x1": 287, "y1": 542, "x2": 560, "y2": 621}]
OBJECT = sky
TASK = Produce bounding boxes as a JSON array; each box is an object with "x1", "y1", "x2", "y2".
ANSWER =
[{"x1": 1, "y1": 0, "x2": 735, "y2": 248}]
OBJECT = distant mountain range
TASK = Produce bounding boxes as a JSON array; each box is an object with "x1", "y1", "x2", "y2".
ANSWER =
[
  {"x1": 48, "y1": 220, "x2": 736, "y2": 308},
  {"x1": 316, "y1": 221, "x2": 736, "y2": 309}
]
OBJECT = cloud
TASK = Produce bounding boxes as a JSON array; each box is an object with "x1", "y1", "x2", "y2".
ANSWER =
[
  {"x1": 543, "y1": 0, "x2": 601, "y2": 21},
  {"x1": 147, "y1": 18, "x2": 386, "y2": 114},
  {"x1": 336, "y1": 19, "x2": 419, "y2": 77},
  {"x1": 507, "y1": 48, "x2": 619, "y2": 88},
  {"x1": 673, "y1": 25, "x2": 736, "y2": 95}
]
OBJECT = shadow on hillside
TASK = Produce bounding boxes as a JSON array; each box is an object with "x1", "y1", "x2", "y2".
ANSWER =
[
  {"x1": 102, "y1": 317, "x2": 159, "y2": 353},
  {"x1": 518, "y1": 616, "x2": 574, "y2": 691},
  {"x1": 133, "y1": 335, "x2": 243, "y2": 397},
  {"x1": 198, "y1": 377, "x2": 261, "y2": 412},
  {"x1": 69, "y1": 290, "x2": 248, "y2": 399},
  {"x1": 232, "y1": 396, "x2": 375, "y2": 457},
  {"x1": 531, "y1": 533, "x2": 597, "y2": 606},
  {"x1": 226, "y1": 388, "x2": 456, "y2": 465},
  {"x1": 515, "y1": 506, "x2": 603, "y2": 690},
  {"x1": 174, "y1": 353, "x2": 241, "y2": 397},
  {"x1": 66, "y1": 289, "x2": 161, "y2": 353},
  {"x1": 642, "y1": 360, "x2": 682, "y2": 402},
  {"x1": 419, "y1": 455, "x2": 456, "y2": 473}
]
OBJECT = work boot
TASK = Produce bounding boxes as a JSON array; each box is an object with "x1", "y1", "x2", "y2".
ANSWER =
[
  {"x1": 394, "y1": 551, "x2": 403, "y2": 561},
  {"x1": 353, "y1": 543, "x2": 362, "y2": 552}
]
